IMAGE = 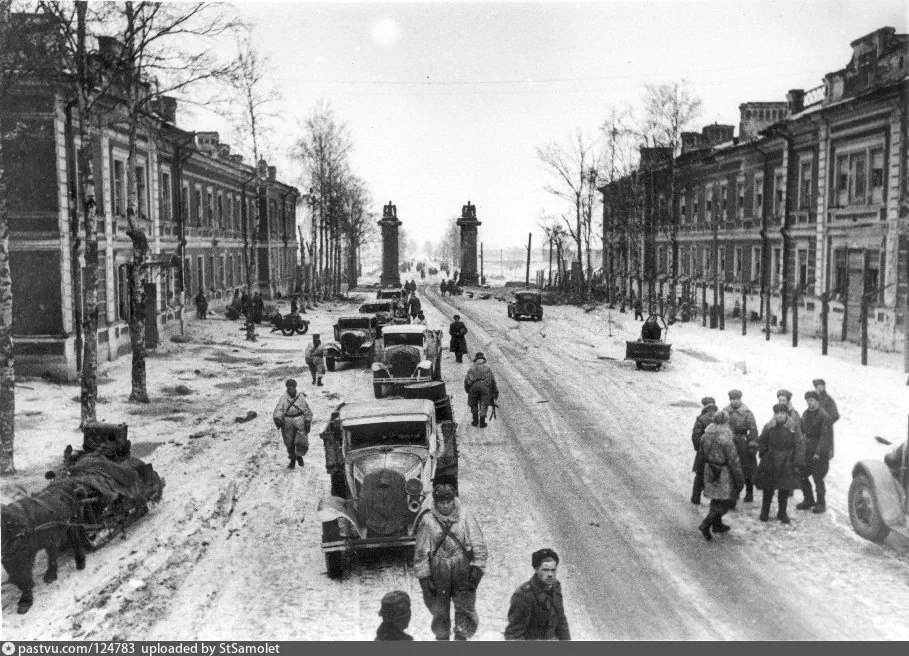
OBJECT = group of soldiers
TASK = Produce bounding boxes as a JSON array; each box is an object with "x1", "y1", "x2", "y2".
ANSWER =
[
  {"x1": 690, "y1": 379, "x2": 840, "y2": 539},
  {"x1": 221, "y1": 289, "x2": 266, "y2": 323},
  {"x1": 375, "y1": 483, "x2": 570, "y2": 641}
]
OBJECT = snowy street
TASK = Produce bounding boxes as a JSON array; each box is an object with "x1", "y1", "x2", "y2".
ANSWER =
[{"x1": 2, "y1": 276, "x2": 908, "y2": 640}]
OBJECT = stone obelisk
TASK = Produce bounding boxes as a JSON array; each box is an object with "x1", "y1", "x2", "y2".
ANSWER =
[
  {"x1": 457, "y1": 201, "x2": 481, "y2": 286},
  {"x1": 379, "y1": 201, "x2": 402, "y2": 287}
]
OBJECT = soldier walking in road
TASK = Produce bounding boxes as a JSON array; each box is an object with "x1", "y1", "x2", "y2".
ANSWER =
[
  {"x1": 464, "y1": 352, "x2": 499, "y2": 428},
  {"x1": 408, "y1": 291, "x2": 422, "y2": 321},
  {"x1": 195, "y1": 289, "x2": 208, "y2": 319},
  {"x1": 272, "y1": 379, "x2": 312, "y2": 469},
  {"x1": 440, "y1": 279, "x2": 448, "y2": 296},
  {"x1": 697, "y1": 410, "x2": 745, "y2": 540},
  {"x1": 504, "y1": 548, "x2": 571, "y2": 641},
  {"x1": 798, "y1": 391, "x2": 833, "y2": 513},
  {"x1": 756, "y1": 404, "x2": 805, "y2": 523},
  {"x1": 252, "y1": 292, "x2": 265, "y2": 324},
  {"x1": 633, "y1": 295, "x2": 644, "y2": 321},
  {"x1": 813, "y1": 378, "x2": 839, "y2": 459},
  {"x1": 375, "y1": 591, "x2": 413, "y2": 641},
  {"x1": 414, "y1": 484, "x2": 488, "y2": 641},
  {"x1": 690, "y1": 398, "x2": 718, "y2": 505},
  {"x1": 449, "y1": 315, "x2": 468, "y2": 363},
  {"x1": 724, "y1": 389, "x2": 759, "y2": 502},
  {"x1": 305, "y1": 334, "x2": 326, "y2": 386}
]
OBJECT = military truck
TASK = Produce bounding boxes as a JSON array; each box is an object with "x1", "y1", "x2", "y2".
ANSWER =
[
  {"x1": 318, "y1": 399, "x2": 459, "y2": 578},
  {"x1": 371, "y1": 324, "x2": 443, "y2": 398},
  {"x1": 507, "y1": 290, "x2": 543, "y2": 321},
  {"x1": 323, "y1": 315, "x2": 379, "y2": 371},
  {"x1": 358, "y1": 300, "x2": 400, "y2": 331}
]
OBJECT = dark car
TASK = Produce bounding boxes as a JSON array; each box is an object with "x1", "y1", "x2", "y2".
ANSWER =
[
  {"x1": 323, "y1": 315, "x2": 378, "y2": 371},
  {"x1": 358, "y1": 301, "x2": 400, "y2": 330},
  {"x1": 507, "y1": 291, "x2": 543, "y2": 321}
]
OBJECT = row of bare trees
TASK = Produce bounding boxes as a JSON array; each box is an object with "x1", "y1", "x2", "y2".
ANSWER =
[
  {"x1": 294, "y1": 102, "x2": 376, "y2": 299},
  {"x1": 0, "y1": 1, "x2": 258, "y2": 473},
  {"x1": 535, "y1": 80, "x2": 703, "y2": 302}
]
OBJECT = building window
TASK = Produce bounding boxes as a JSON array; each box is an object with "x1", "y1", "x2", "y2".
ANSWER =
[
  {"x1": 693, "y1": 197, "x2": 699, "y2": 222},
  {"x1": 797, "y1": 249, "x2": 808, "y2": 290},
  {"x1": 772, "y1": 247, "x2": 782, "y2": 286},
  {"x1": 851, "y1": 151, "x2": 866, "y2": 202},
  {"x1": 136, "y1": 165, "x2": 147, "y2": 218},
  {"x1": 161, "y1": 171, "x2": 172, "y2": 221},
  {"x1": 689, "y1": 246, "x2": 696, "y2": 275},
  {"x1": 720, "y1": 183, "x2": 728, "y2": 220},
  {"x1": 194, "y1": 185, "x2": 203, "y2": 226},
  {"x1": 736, "y1": 181, "x2": 744, "y2": 219},
  {"x1": 180, "y1": 184, "x2": 188, "y2": 224},
  {"x1": 734, "y1": 247, "x2": 743, "y2": 280},
  {"x1": 220, "y1": 254, "x2": 226, "y2": 286},
  {"x1": 702, "y1": 247, "x2": 711, "y2": 275},
  {"x1": 835, "y1": 155, "x2": 849, "y2": 206},
  {"x1": 705, "y1": 186, "x2": 712, "y2": 222},
  {"x1": 719, "y1": 246, "x2": 726, "y2": 278},
  {"x1": 113, "y1": 160, "x2": 125, "y2": 216},
  {"x1": 184, "y1": 257, "x2": 192, "y2": 295},
  {"x1": 217, "y1": 192, "x2": 224, "y2": 228},
  {"x1": 208, "y1": 255, "x2": 215, "y2": 289},
  {"x1": 657, "y1": 246, "x2": 665, "y2": 273},
  {"x1": 226, "y1": 196, "x2": 233, "y2": 231},
  {"x1": 679, "y1": 191, "x2": 687, "y2": 224},
  {"x1": 117, "y1": 264, "x2": 130, "y2": 322},
  {"x1": 206, "y1": 190, "x2": 214, "y2": 226},
  {"x1": 870, "y1": 148, "x2": 884, "y2": 204},
  {"x1": 751, "y1": 246, "x2": 762, "y2": 283},
  {"x1": 773, "y1": 173, "x2": 784, "y2": 217},
  {"x1": 754, "y1": 175, "x2": 763, "y2": 217},
  {"x1": 798, "y1": 160, "x2": 812, "y2": 210}
]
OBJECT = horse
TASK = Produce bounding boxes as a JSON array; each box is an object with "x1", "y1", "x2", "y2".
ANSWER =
[{"x1": 1, "y1": 480, "x2": 87, "y2": 614}]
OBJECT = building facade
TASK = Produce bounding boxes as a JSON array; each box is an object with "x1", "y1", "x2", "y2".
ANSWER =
[
  {"x1": 3, "y1": 34, "x2": 299, "y2": 380},
  {"x1": 601, "y1": 27, "x2": 908, "y2": 352}
]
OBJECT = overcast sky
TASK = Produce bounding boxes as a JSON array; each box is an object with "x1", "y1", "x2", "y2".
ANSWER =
[{"x1": 184, "y1": 0, "x2": 907, "y2": 252}]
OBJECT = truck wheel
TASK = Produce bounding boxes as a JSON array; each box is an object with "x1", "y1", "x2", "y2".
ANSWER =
[
  {"x1": 295, "y1": 321, "x2": 309, "y2": 335},
  {"x1": 280, "y1": 325, "x2": 295, "y2": 336},
  {"x1": 636, "y1": 361, "x2": 643, "y2": 370},
  {"x1": 848, "y1": 474, "x2": 891, "y2": 543},
  {"x1": 373, "y1": 382, "x2": 384, "y2": 399},
  {"x1": 326, "y1": 357, "x2": 336, "y2": 372},
  {"x1": 322, "y1": 521, "x2": 346, "y2": 579}
]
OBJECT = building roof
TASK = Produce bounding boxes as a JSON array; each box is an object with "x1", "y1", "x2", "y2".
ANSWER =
[{"x1": 340, "y1": 400, "x2": 435, "y2": 425}]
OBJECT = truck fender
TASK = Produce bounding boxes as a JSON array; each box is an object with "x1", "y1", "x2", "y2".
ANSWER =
[
  {"x1": 416, "y1": 359, "x2": 432, "y2": 372},
  {"x1": 371, "y1": 362, "x2": 389, "y2": 377},
  {"x1": 852, "y1": 460, "x2": 906, "y2": 527},
  {"x1": 317, "y1": 496, "x2": 364, "y2": 538},
  {"x1": 323, "y1": 342, "x2": 342, "y2": 358}
]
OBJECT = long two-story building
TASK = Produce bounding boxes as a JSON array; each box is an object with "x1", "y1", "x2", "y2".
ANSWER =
[{"x1": 601, "y1": 26, "x2": 908, "y2": 353}]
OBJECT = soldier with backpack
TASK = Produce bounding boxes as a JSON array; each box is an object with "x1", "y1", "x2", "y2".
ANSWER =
[{"x1": 272, "y1": 379, "x2": 313, "y2": 469}]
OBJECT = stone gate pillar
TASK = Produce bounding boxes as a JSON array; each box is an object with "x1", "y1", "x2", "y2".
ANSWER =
[
  {"x1": 379, "y1": 201, "x2": 402, "y2": 287},
  {"x1": 457, "y1": 201, "x2": 481, "y2": 286}
]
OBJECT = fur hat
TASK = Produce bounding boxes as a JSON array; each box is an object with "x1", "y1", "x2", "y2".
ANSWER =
[
  {"x1": 532, "y1": 548, "x2": 559, "y2": 569},
  {"x1": 701, "y1": 396, "x2": 716, "y2": 406},
  {"x1": 812, "y1": 378, "x2": 825, "y2": 387},
  {"x1": 312, "y1": 333, "x2": 321, "y2": 340},
  {"x1": 379, "y1": 591, "x2": 411, "y2": 622},
  {"x1": 703, "y1": 404, "x2": 718, "y2": 413},
  {"x1": 713, "y1": 410, "x2": 729, "y2": 424},
  {"x1": 432, "y1": 484, "x2": 456, "y2": 502},
  {"x1": 772, "y1": 403, "x2": 789, "y2": 414},
  {"x1": 473, "y1": 352, "x2": 486, "y2": 363},
  {"x1": 804, "y1": 390, "x2": 820, "y2": 401},
  {"x1": 453, "y1": 314, "x2": 461, "y2": 320},
  {"x1": 776, "y1": 389, "x2": 792, "y2": 400},
  {"x1": 285, "y1": 379, "x2": 297, "y2": 388},
  {"x1": 728, "y1": 389, "x2": 743, "y2": 400}
]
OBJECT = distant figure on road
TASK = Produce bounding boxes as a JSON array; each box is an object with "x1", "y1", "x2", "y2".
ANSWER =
[
  {"x1": 504, "y1": 548, "x2": 571, "y2": 641},
  {"x1": 375, "y1": 591, "x2": 413, "y2": 641},
  {"x1": 272, "y1": 379, "x2": 312, "y2": 470},
  {"x1": 756, "y1": 404, "x2": 804, "y2": 523},
  {"x1": 640, "y1": 315, "x2": 662, "y2": 341},
  {"x1": 798, "y1": 391, "x2": 833, "y2": 514},
  {"x1": 690, "y1": 399, "x2": 718, "y2": 505},
  {"x1": 812, "y1": 378, "x2": 839, "y2": 459},
  {"x1": 449, "y1": 315, "x2": 468, "y2": 363},
  {"x1": 240, "y1": 291, "x2": 252, "y2": 317},
  {"x1": 440, "y1": 280, "x2": 448, "y2": 296},
  {"x1": 724, "y1": 389, "x2": 759, "y2": 502},
  {"x1": 305, "y1": 334, "x2": 326, "y2": 386},
  {"x1": 414, "y1": 484, "x2": 488, "y2": 641},
  {"x1": 194, "y1": 289, "x2": 208, "y2": 319},
  {"x1": 252, "y1": 292, "x2": 265, "y2": 324},
  {"x1": 696, "y1": 410, "x2": 745, "y2": 540},
  {"x1": 413, "y1": 310, "x2": 427, "y2": 326},
  {"x1": 633, "y1": 295, "x2": 644, "y2": 321},
  {"x1": 464, "y1": 352, "x2": 499, "y2": 428},
  {"x1": 408, "y1": 291, "x2": 422, "y2": 320}
]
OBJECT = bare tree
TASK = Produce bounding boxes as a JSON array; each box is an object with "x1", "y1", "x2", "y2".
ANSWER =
[
  {"x1": 338, "y1": 173, "x2": 376, "y2": 290},
  {"x1": 229, "y1": 26, "x2": 279, "y2": 165}
]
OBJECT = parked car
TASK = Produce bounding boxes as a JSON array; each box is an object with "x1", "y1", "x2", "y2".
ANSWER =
[
  {"x1": 317, "y1": 399, "x2": 459, "y2": 578},
  {"x1": 507, "y1": 290, "x2": 543, "y2": 321},
  {"x1": 848, "y1": 418, "x2": 908, "y2": 543},
  {"x1": 323, "y1": 315, "x2": 379, "y2": 371},
  {"x1": 376, "y1": 288, "x2": 409, "y2": 320},
  {"x1": 371, "y1": 325, "x2": 443, "y2": 398},
  {"x1": 358, "y1": 300, "x2": 401, "y2": 330}
]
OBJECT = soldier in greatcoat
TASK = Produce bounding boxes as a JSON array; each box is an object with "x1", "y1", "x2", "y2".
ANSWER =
[
  {"x1": 414, "y1": 484, "x2": 488, "y2": 641},
  {"x1": 464, "y1": 352, "x2": 499, "y2": 428},
  {"x1": 504, "y1": 548, "x2": 571, "y2": 641},
  {"x1": 723, "y1": 389, "x2": 759, "y2": 502},
  {"x1": 776, "y1": 389, "x2": 804, "y2": 443},
  {"x1": 755, "y1": 404, "x2": 805, "y2": 523},
  {"x1": 690, "y1": 398, "x2": 718, "y2": 505},
  {"x1": 304, "y1": 334, "x2": 326, "y2": 386},
  {"x1": 798, "y1": 391, "x2": 833, "y2": 513},
  {"x1": 696, "y1": 410, "x2": 745, "y2": 540},
  {"x1": 813, "y1": 378, "x2": 840, "y2": 459},
  {"x1": 449, "y1": 315, "x2": 468, "y2": 363},
  {"x1": 272, "y1": 379, "x2": 312, "y2": 469}
]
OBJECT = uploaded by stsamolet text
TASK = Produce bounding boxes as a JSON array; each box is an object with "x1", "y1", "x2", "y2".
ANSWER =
[{"x1": 2, "y1": 644, "x2": 281, "y2": 656}]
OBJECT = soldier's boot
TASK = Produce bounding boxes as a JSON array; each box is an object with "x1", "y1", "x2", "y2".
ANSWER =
[
  {"x1": 743, "y1": 482, "x2": 754, "y2": 503},
  {"x1": 698, "y1": 513, "x2": 715, "y2": 541},
  {"x1": 796, "y1": 485, "x2": 815, "y2": 510},
  {"x1": 759, "y1": 491, "x2": 772, "y2": 522},
  {"x1": 777, "y1": 493, "x2": 791, "y2": 523},
  {"x1": 288, "y1": 455, "x2": 296, "y2": 469},
  {"x1": 690, "y1": 479, "x2": 702, "y2": 505},
  {"x1": 479, "y1": 416, "x2": 487, "y2": 428},
  {"x1": 453, "y1": 632, "x2": 468, "y2": 641},
  {"x1": 471, "y1": 412, "x2": 479, "y2": 427},
  {"x1": 296, "y1": 455, "x2": 305, "y2": 467},
  {"x1": 811, "y1": 493, "x2": 826, "y2": 514},
  {"x1": 316, "y1": 377, "x2": 324, "y2": 387}
]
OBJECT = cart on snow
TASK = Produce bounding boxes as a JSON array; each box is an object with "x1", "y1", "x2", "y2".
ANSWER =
[{"x1": 625, "y1": 313, "x2": 671, "y2": 370}]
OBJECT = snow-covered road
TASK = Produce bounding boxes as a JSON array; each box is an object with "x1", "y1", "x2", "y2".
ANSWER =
[{"x1": 3, "y1": 279, "x2": 908, "y2": 640}]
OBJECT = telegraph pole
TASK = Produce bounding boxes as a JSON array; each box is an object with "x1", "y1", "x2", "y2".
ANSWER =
[
  {"x1": 525, "y1": 233, "x2": 532, "y2": 286},
  {"x1": 480, "y1": 242, "x2": 484, "y2": 284}
]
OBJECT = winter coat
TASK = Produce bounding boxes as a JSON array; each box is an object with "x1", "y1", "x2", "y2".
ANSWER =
[
  {"x1": 194, "y1": 293, "x2": 208, "y2": 311},
  {"x1": 754, "y1": 419, "x2": 804, "y2": 491},
  {"x1": 374, "y1": 623, "x2": 413, "y2": 641},
  {"x1": 304, "y1": 343, "x2": 326, "y2": 374},
  {"x1": 504, "y1": 577, "x2": 571, "y2": 641},
  {"x1": 464, "y1": 361, "x2": 498, "y2": 398},
  {"x1": 413, "y1": 499, "x2": 488, "y2": 584},
  {"x1": 698, "y1": 422, "x2": 744, "y2": 500},
  {"x1": 449, "y1": 320, "x2": 468, "y2": 354},
  {"x1": 408, "y1": 295, "x2": 422, "y2": 317},
  {"x1": 690, "y1": 411, "x2": 712, "y2": 472},
  {"x1": 801, "y1": 407, "x2": 833, "y2": 461},
  {"x1": 818, "y1": 392, "x2": 839, "y2": 457},
  {"x1": 724, "y1": 402, "x2": 759, "y2": 477},
  {"x1": 272, "y1": 392, "x2": 313, "y2": 425}
]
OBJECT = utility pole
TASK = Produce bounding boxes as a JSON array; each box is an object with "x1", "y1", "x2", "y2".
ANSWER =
[
  {"x1": 525, "y1": 233, "x2": 532, "y2": 286},
  {"x1": 480, "y1": 242, "x2": 484, "y2": 284}
]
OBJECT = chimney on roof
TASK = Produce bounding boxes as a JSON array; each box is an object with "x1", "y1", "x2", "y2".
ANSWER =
[
  {"x1": 702, "y1": 124, "x2": 735, "y2": 146},
  {"x1": 229, "y1": 154, "x2": 244, "y2": 164},
  {"x1": 218, "y1": 144, "x2": 231, "y2": 159},
  {"x1": 786, "y1": 89, "x2": 805, "y2": 115},
  {"x1": 267, "y1": 166, "x2": 276, "y2": 182},
  {"x1": 195, "y1": 132, "x2": 220, "y2": 156}
]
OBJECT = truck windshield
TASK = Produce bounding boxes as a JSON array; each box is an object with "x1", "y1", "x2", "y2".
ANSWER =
[
  {"x1": 339, "y1": 318, "x2": 374, "y2": 329},
  {"x1": 384, "y1": 332, "x2": 424, "y2": 347},
  {"x1": 361, "y1": 304, "x2": 391, "y2": 313},
  {"x1": 347, "y1": 421, "x2": 428, "y2": 449}
]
